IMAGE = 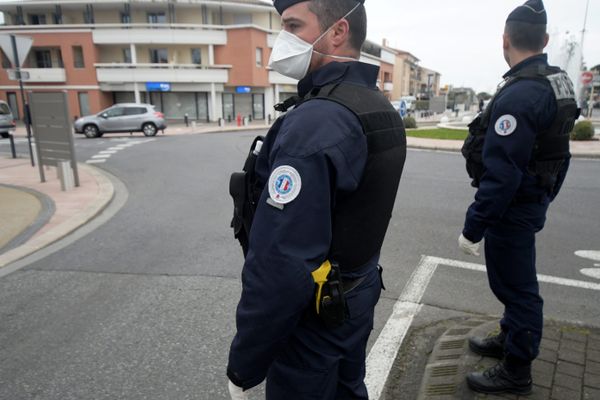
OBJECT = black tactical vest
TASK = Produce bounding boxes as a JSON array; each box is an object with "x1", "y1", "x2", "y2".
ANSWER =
[
  {"x1": 462, "y1": 64, "x2": 579, "y2": 190},
  {"x1": 230, "y1": 82, "x2": 407, "y2": 271}
]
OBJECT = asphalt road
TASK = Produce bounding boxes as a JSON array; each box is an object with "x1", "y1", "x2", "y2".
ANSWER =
[{"x1": 1, "y1": 131, "x2": 599, "y2": 399}]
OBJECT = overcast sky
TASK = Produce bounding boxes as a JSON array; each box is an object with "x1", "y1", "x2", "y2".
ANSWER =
[{"x1": 363, "y1": 0, "x2": 600, "y2": 94}]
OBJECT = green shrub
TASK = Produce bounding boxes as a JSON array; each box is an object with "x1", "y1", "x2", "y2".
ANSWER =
[
  {"x1": 403, "y1": 116, "x2": 417, "y2": 129},
  {"x1": 415, "y1": 100, "x2": 429, "y2": 111},
  {"x1": 570, "y1": 120, "x2": 595, "y2": 141}
]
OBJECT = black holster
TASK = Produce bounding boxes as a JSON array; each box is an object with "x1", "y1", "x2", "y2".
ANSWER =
[{"x1": 318, "y1": 262, "x2": 346, "y2": 329}]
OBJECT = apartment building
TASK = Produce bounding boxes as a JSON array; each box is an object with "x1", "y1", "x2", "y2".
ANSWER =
[{"x1": 0, "y1": 0, "x2": 295, "y2": 122}]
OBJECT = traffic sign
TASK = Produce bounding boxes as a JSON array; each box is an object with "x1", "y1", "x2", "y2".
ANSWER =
[
  {"x1": 582, "y1": 71, "x2": 594, "y2": 86},
  {"x1": 0, "y1": 34, "x2": 33, "y2": 67},
  {"x1": 7, "y1": 69, "x2": 30, "y2": 81},
  {"x1": 399, "y1": 100, "x2": 408, "y2": 118}
]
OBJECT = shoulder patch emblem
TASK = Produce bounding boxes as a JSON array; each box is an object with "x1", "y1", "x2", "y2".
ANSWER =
[
  {"x1": 268, "y1": 165, "x2": 302, "y2": 205},
  {"x1": 494, "y1": 114, "x2": 517, "y2": 136}
]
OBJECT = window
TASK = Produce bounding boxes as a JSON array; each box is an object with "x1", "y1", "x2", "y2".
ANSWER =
[
  {"x1": 104, "y1": 107, "x2": 125, "y2": 118},
  {"x1": 149, "y1": 48, "x2": 168, "y2": 64},
  {"x1": 191, "y1": 49, "x2": 202, "y2": 65},
  {"x1": 56, "y1": 49, "x2": 64, "y2": 68},
  {"x1": 34, "y1": 50, "x2": 52, "y2": 68},
  {"x1": 83, "y1": 8, "x2": 94, "y2": 24},
  {"x1": 0, "y1": 103, "x2": 11, "y2": 115},
  {"x1": 124, "y1": 107, "x2": 147, "y2": 116},
  {"x1": 233, "y1": 13, "x2": 252, "y2": 25},
  {"x1": 7, "y1": 93, "x2": 19, "y2": 120},
  {"x1": 29, "y1": 14, "x2": 46, "y2": 25},
  {"x1": 73, "y1": 46, "x2": 84, "y2": 68},
  {"x1": 52, "y1": 13, "x2": 62, "y2": 24},
  {"x1": 255, "y1": 47, "x2": 263, "y2": 67},
  {"x1": 222, "y1": 93, "x2": 234, "y2": 121},
  {"x1": 120, "y1": 12, "x2": 131, "y2": 24},
  {"x1": 78, "y1": 92, "x2": 90, "y2": 117},
  {"x1": 123, "y1": 48, "x2": 132, "y2": 63},
  {"x1": 1, "y1": 50, "x2": 11, "y2": 69},
  {"x1": 148, "y1": 13, "x2": 167, "y2": 24}
]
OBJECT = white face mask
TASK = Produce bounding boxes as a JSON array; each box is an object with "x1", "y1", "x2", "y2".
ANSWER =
[{"x1": 268, "y1": 2, "x2": 361, "y2": 80}]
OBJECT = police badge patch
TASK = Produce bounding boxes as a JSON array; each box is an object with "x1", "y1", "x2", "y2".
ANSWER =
[
  {"x1": 268, "y1": 165, "x2": 302, "y2": 205},
  {"x1": 494, "y1": 115, "x2": 518, "y2": 136}
]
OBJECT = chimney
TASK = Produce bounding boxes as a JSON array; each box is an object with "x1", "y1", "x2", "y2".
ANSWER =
[{"x1": 382, "y1": 38, "x2": 389, "y2": 47}]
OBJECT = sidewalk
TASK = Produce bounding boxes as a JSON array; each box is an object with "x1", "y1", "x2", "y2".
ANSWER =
[
  {"x1": 416, "y1": 318, "x2": 600, "y2": 400},
  {"x1": 0, "y1": 157, "x2": 114, "y2": 269}
]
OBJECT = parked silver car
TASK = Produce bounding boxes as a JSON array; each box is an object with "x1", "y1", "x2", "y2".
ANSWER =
[
  {"x1": 74, "y1": 103, "x2": 167, "y2": 138},
  {"x1": 0, "y1": 100, "x2": 16, "y2": 139}
]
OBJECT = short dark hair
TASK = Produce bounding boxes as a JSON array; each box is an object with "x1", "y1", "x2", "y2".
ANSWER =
[
  {"x1": 308, "y1": 0, "x2": 367, "y2": 52},
  {"x1": 505, "y1": 20, "x2": 547, "y2": 52}
]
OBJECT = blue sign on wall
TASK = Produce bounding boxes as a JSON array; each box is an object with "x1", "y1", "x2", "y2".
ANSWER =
[
  {"x1": 236, "y1": 86, "x2": 252, "y2": 94},
  {"x1": 146, "y1": 82, "x2": 171, "y2": 92}
]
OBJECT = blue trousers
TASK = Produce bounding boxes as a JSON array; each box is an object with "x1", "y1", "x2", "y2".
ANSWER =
[
  {"x1": 484, "y1": 203, "x2": 548, "y2": 362},
  {"x1": 265, "y1": 265, "x2": 382, "y2": 400}
]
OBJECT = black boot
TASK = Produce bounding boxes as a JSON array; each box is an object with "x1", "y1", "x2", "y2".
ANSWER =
[
  {"x1": 466, "y1": 358, "x2": 532, "y2": 395},
  {"x1": 468, "y1": 330, "x2": 505, "y2": 359}
]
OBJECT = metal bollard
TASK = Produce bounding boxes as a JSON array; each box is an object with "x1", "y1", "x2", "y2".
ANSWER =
[
  {"x1": 8, "y1": 133, "x2": 16, "y2": 158},
  {"x1": 57, "y1": 160, "x2": 75, "y2": 192},
  {"x1": 184, "y1": 113, "x2": 189, "y2": 127},
  {"x1": 218, "y1": 118, "x2": 225, "y2": 127}
]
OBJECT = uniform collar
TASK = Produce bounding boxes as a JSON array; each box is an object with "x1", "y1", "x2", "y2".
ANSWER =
[
  {"x1": 297, "y1": 61, "x2": 380, "y2": 98},
  {"x1": 503, "y1": 53, "x2": 548, "y2": 79}
]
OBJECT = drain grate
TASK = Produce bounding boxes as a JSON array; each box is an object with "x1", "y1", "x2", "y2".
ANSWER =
[
  {"x1": 446, "y1": 328, "x2": 471, "y2": 336},
  {"x1": 439, "y1": 339, "x2": 465, "y2": 350},
  {"x1": 436, "y1": 353, "x2": 460, "y2": 361},
  {"x1": 425, "y1": 383, "x2": 457, "y2": 396},
  {"x1": 430, "y1": 365, "x2": 459, "y2": 377}
]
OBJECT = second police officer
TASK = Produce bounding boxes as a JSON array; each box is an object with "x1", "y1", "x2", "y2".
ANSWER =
[
  {"x1": 227, "y1": 0, "x2": 407, "y2": 399},
  {"x1": 460, "y1": 0, "x2": 579, "y2": 395}
]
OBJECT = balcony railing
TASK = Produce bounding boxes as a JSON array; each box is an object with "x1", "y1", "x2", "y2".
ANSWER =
[{"x1": 95, "y1": 63, "x2": 231, "y2": 84}]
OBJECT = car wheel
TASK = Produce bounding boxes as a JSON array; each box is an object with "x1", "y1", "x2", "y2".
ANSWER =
[
  {"x1": 142, "y1": 122, "x2": 157, "y2": 137},
  {"x1": 83, "y1": 124, "x2": 100, "y2": 138}
]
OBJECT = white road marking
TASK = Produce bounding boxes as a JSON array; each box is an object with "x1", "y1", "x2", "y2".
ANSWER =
[
  {"x1": 99, "y1": 150, "x2": 118, "y2": 154},
  {"x1": 581, "y1": 268, "x2": 600, "y2": 280},
  {"x1": 366, "y1": 254, "x2": 600, "y2": 399},
  {"x1": 365, "y1": 256, "x2": 438, "y2": 400},
  {"x1": 106, "y1": 147, "x2": 123, "y2": 151},
  {"x1": 85, "y1": 159, "x2": 106, "y2": 164},
  {"x1": 91, "y1": 154, "x2": 111, "y2": 159},
  {"x1": 575, "y1": 250, "x2": 600, "y2": 262}
]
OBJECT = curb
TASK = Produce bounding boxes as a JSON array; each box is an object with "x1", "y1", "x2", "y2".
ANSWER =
[{"x1": 0, "y1": 163, "x2": 115, "y2": 269}]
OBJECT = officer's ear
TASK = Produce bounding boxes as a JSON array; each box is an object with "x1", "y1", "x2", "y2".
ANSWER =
[
  {"x1": 502, "y1": 32, "x2": 510, "y2": 52},
  {"x1": 330, "y1": 18, "x2": 351, "y2": 49}
]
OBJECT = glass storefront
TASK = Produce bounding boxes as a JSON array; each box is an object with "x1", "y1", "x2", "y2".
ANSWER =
[
  {"x1": 222, "y1": 90, "x2": 266, "y2": 121},
  {"x1": 112, "y1": 91, "x2": 209, "y2": 120}
]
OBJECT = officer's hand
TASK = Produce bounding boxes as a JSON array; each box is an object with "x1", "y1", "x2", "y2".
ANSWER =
[
  {"x1": 458, "y1": 234, "x2": 480, "y2": 257},
  {"x1": 228, "y1": 380, "x2": 248, "y2": 400}
]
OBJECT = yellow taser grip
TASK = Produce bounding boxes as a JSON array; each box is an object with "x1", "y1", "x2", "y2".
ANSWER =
[{"x1": 311, "y1": 260, "x2": 332, "y2": 315}]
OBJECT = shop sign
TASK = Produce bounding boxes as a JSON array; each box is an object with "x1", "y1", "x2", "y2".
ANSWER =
[
  {"x1": 236, "y1": 86, "x2": 252, "y2": 94},
  {"x1": 146, "y1": 82, "x2": 171, "y2": 92}
]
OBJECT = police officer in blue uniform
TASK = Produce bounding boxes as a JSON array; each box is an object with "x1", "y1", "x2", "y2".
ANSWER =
[
  {"x1": 227, "y1": 0, "x2": 406, "y2": 399},
  {"x1": 459, "y1": 0, "x2": 579, "y2": 395}
]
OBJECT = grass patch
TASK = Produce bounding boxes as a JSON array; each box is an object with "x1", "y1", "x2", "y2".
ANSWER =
[{"x1": 406, "y1": 128, "x2": 468, "y2": 140}]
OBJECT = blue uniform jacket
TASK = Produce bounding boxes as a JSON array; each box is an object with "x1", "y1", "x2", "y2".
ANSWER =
[
  {"x1": 227, "y1": 61, "x2": 380, "y2": 390},
  {"x1": 463, "y1": 54, "x2": 569, "y2": 243}
]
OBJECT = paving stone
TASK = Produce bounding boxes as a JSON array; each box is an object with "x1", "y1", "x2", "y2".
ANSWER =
[
  {"x1": 583, "y1": 386, "x2": 600, "y2": 400},
  {"x1": 544, "y1": 328, "x2": 562, "y2": 342},
  {"x1": 540, "y1": 338, "x2": 560, "y2": 352},
  {"x1": 586, "y1": 360, "x2": 600, "y2": 375},
  {"x1": 559, "y1": 340, "x2": 586, "y2": 353},
  {"x1": 561, "y1": 330, "x2": 588, "y2": 343},
  {"x1": 533, "y1": 360, "x2": 556, "y2": 389},
  {"x1": 556, "y1": 361, "x2": 585, "y2": 378},
  {"x1": 588, "y1": 350, "x2": 600, "y2": 363},
  {"x1": 554, "y1": 373, "x2": 583, "y2": 391},
  {"x1": 558, "y1": 349, "x2": 585, "y2": 365},
  {"x1": 584, "y1": 373, "x2": 600, "y2": 389},
  {"x1": 538, "y1": 347, "x2": 558, "y2": 364},
  {"x1": 588, "y1": 338, "x2": 600, "y2": 351},
  {"x1": 527, "y1": 386, "x2": 551, "y2": 400},
  {"x1": 551, "y1": 385, "x2": 581, "y2": 400}
]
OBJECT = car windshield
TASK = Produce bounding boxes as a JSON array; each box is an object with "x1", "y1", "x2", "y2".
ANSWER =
[{"x1": 0, "y1": 104, "x2": 11, "y2": 115}]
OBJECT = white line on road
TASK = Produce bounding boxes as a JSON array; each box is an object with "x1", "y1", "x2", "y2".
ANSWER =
[
  {"x1": 365, "y1": 256, "x2": 438, "y2": 400},
  {"x1": 99, "y1": 150, "x2": 118, "y2": 154},
  {"x1": 91, "y1": 154, "x2": 111, "y2": 159},
  {"x1": 85, "y1": 159, "x2": 106, "y2": 164},
  {"x1": 365, "y1": 254, "x2": 600, "y2": 399},
  {"x1": 427, "y1": 256, "x2": 600, "y2": 291}
]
